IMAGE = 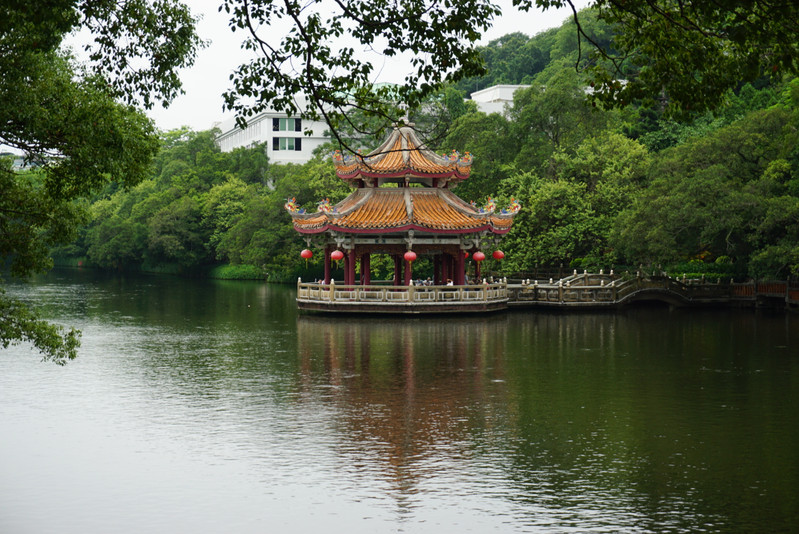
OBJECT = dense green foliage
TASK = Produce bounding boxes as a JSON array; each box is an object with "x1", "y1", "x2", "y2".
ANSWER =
[
  {"x1": 222, "y1": 0, "x2": 799, "y2": 150},
  {"x1": 15, "y1": 1, "x2": 794, "y2": 364},
  {"x1": 56, "y1": 129, "x2": 349, "y2": 282},
  {"x1": 1, "y1": 1, "x2": 201, "y2": 363},
  {"x1": 61, "y1": 71, "x2": 799, "y2": 283}
]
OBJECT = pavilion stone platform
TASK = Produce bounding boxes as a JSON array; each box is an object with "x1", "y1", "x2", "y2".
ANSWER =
[{"x1": 286, "y1": 124, "x2": 520, "y2": 314}]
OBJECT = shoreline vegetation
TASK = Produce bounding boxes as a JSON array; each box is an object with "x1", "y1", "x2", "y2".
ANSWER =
[
  {"x1": 51, "y1": 256, "x2": 791, "y2": 287},
  {"x1": 41, "y1": 16, "x2": 799, "y2": 287},
  {"x1": 52, "y1": 257, "x2": 268, "y2": 281}
]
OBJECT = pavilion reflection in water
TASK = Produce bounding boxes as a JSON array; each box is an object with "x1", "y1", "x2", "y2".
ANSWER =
[{"x1": 295, "y1": 315, "x2": 514, "y2": 495}]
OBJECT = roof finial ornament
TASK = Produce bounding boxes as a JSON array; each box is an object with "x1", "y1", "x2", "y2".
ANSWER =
[{"x1": 397, "y1": 102, "x2": 413, "y2": 128}]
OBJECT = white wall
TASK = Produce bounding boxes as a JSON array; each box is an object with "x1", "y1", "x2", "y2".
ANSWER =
[
  {"x1": 470, "y1": 84, "x2": 530, "y2": 116},
  {"x1": 215, "y1": 112, "x2": 329, "y2": 164},
  {"x1": 215, "y1": 84, "x2": 532, "y2": 162}
]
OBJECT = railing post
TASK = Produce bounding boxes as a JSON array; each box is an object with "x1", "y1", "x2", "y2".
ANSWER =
[
  {"x1": 408, "y1": 282, "x2": 415, "y2": 303},
  {"x1": 329, "y1": 279, "x2": 336, "y2": 302}
]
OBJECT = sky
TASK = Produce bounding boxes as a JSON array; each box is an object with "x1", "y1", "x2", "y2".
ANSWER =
[{"x1": 121, "y1": 1, "x2": 590, "y2": 132}]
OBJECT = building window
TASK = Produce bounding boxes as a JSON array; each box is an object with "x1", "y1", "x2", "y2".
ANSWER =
[
  {"x1": 272, "y1": 118, "x2": 302, "y2": 132},
  {"x1": 272, "y1": 137, "x2": 302, "y2": 151}
]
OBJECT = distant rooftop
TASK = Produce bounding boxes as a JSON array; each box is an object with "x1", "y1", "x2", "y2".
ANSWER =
[{"x1": 470, "y1": 84, "x2": 530, "y2": 115}]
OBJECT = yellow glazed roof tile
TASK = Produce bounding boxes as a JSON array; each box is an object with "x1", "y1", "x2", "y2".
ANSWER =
[
  {"x1": 332, "y1": 126, "x2": 472, "y2": 183},
  {"x1": 287, "y1": 188, "x2": 516, "y2": 235}
]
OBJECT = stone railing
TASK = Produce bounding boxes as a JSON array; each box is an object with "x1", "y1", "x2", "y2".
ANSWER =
[
  {"x1": 507, "y1": 274, "x2": 792, "y2": 307},
  {"x1": 298, "y1": 275, "x2": 798, "y2": 311},
  {"x1": 297, "y1": 279, "x2": 508, "y2": 305}
]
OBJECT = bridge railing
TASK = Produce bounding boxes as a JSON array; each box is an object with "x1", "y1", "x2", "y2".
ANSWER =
[
  {"x1": 507, "y1": 276, "x2": 761, "y2": 305},
  {"x1": 300, "y1": 276, "x2": 795, "y2": 308},
  {"x1": 507, "y1": 277, "x2": 619, "y2": 304},
  {"x1": 297, "y1": 279, "x2": 508, "y2": 305}
]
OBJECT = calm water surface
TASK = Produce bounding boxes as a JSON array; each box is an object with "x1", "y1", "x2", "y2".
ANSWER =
[{"x1": 1, "y1": 270, "x2": 798, "y2": 533}]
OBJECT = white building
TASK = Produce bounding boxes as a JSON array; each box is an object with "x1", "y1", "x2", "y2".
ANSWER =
[
  {"x1": 470, "y1": 84, "x2": 530, "y2": 115},
  {"x1": 215, "y1": 109, "x2": 329, "y2": 164},
  {"x1": 214, "y1": 85, "x2": 528, "y2": 163}
]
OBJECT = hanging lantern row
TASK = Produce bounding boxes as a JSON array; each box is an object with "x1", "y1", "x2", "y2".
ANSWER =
[
  {"x1": 301, "y1": 248, "x2": 504, "y2": 263},
  {"x1": 470, "y1": 250, "x2": 504, "y2": 262}
]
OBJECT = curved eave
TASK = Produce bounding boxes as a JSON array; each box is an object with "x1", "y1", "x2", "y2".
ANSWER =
[
  {"x1": 332, "y1": 125, "x2": 473, "y2": 181},
  {"x1": 335, "y1": 168, "x2": 471, "y2": 181},
  {"x1": 293, "y1": 222, "x2": 512, "y2": 235}
]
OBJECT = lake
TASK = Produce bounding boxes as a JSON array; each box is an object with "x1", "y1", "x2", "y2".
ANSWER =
[{"x1": 1, "y1": 270, "x2": 798, "y2": 533}]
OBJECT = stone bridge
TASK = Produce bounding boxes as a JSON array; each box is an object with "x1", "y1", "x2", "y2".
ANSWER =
[{"x1": 506, "y1": 273, "x2": 797, "y2": 310}]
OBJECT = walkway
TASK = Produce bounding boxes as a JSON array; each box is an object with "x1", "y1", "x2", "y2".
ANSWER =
[{"x1": 296, "y1": 273, "x2": 799, "y2": 314}]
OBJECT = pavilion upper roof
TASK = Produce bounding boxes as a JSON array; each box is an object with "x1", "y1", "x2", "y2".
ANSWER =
[
  {"x1": 332, "y1": 125, "x2": 472, "y2": 185},
  {"x1": 285, "y1": 188, "x2": 519, "y2": 235}
]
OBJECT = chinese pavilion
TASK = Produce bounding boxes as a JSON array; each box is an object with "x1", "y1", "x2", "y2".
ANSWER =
[{"x1": 286, "y1": 124, "x2": 521, "y2": 312}]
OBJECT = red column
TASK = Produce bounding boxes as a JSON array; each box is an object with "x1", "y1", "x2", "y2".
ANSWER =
[
  {"x1": 393, "y1": 255, "x2": 402, "y2": 286},
  {"x1": 361, "y1": 254, "x2": 371, "y2": 286},
  {"x1": 324, "y1": 245, "x2": 331, "y2": 284},
  {"x1": 404, "y1": 258, "x2": 412, "y2": 286},
  {"x1": 347, "y1": 250, "x2": 356, "y2": 286},
  {"x1": 455, "y1": 250, "x2": 465, "y2": 285}
]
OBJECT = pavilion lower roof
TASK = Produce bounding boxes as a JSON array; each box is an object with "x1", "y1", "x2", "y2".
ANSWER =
[{"x1": 288, "y1": 188, "x2": 516, "y2": 235}]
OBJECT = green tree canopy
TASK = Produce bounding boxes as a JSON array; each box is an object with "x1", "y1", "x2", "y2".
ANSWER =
[
  {"x1": 1, "y1": 1, "x2": 201, "y2": 363},
  {"x1": 221, "y1": 0, "x2": 799, "y2": 146}
]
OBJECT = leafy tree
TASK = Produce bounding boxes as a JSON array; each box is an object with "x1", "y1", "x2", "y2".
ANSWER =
[
  {"x1": 546, "y1": 132, "x2": 650, "y2": 190},
  {"x1": 588, "y1": 1, "x2": 799, "y2": 117},
  {"x1": 508, "y1": 60, "x2": 610, "y2": 169},
  {"x1": 1, "y1": 162, "x2": 86, "y2": 362},
  {"x1": 228, "y1": 143, "x2": 270, "y2": 185},
  {"x1": 146, "y1": 197, "x2": 208, "y2": 269},
  {"x1": 500, "y1": 172, "x2": 601, "y2": 271},
  {"x1": 221, "y1": 0, "x2": 500, "y2": 152},
  {"x1": 221, "y1": 0, "x2": 799, "y2": 142},
  {"x1": 1, "y1": 1, "x2": 201, "y2": 363},
  {"x1": 86, "y1": 215, "x2": 148, "y2": 270},
  {"x1": 443, "y1": 112, "x2": 517, "y2": 202},
  {"x1": 203, "y1": 177, "x2": 252, "y2": 257},
  {"x1": 453, "y1": 32, "x2": 553, "y2": 95},
  {"x1": 499, "y1": 133, "x2": 649, "y2": 272},
  {"x1": 611, "y1": 105, "x2": 799, "y2": 276}
]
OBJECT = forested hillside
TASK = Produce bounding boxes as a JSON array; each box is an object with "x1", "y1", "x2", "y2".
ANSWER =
[{"x1": 50, "y1": 12, "x2": 799, "y2": 281}]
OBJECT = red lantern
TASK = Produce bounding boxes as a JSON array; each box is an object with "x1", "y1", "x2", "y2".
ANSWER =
[
  {"x1": 301, "y1": 249, "x2": 313, "y2": 259},
  {"x1": 331, "y1": 250, "x2": 344, "y2": 261},
  {"x1": 473, "y1": 251, "x2": 486, "y2": 262},
  {"x1": 404, "y1": 250, "x2": 417, "y2": 262},
  {"x1": 463, "y1": 252, "x2": 469, "y2": 259},
  {"x1": 492, "y1": 250, "x2": 505, "y2": 260}
]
